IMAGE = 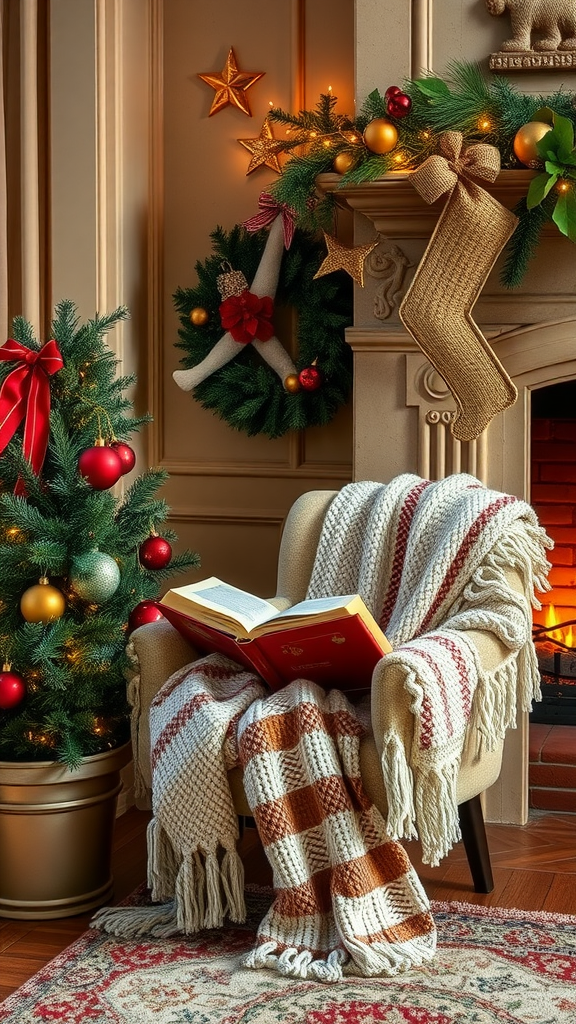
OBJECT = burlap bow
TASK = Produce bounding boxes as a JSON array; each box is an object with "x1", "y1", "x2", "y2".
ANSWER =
[
  {"x1": 410, "y1": 131, "x2": 501, "y2": 206},
  {"x1": 399, "y1": 130, "x2": 519, "y2": 442}
]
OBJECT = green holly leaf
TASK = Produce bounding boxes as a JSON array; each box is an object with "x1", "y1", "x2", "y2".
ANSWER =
[
  {"x1": 545, "y1": 160, "x2": 566, "y2": 176},
  {"x1": 537, "y1": 113, "x2": 575, "y2": 164},
  {"x1": 414, "y1": 77, "x2": 451, "y2": 100},
  {"x1": 527, "y1": 171, "x2": 558, "y2": 209},
  {"x1": 552, "y1": 187, "x2": 576, "y2": 243},
  {"x1": 532, "y1": 106, "x2": 555, "y2": 125}
]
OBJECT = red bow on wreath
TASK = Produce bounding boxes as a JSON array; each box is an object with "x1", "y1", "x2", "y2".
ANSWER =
[
  {"x1": 0, "y1": 338, "x2": 63, "y2": 490},
  {"x1": 219, "y1": 290, "x2": 275, "y2": 344}
]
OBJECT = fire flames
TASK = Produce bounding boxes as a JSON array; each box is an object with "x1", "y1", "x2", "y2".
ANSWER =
[{"x1": 544, "y1": 603, "x2": 575, "y2": 647}]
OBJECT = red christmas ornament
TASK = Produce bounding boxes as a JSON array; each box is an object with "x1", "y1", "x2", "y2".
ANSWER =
[
  {"x1": 384, "y1": 85, "x2": 402, "y2": 101},
  {"x1": 78, "y1": 442, "x2": 123, "y2": 490},
  {"x1": 128, "y1": 600, "x2": 164, "y2": 632},
  {"x1": 298, "y1": 365, "x2": 323, "y2": 392},
  {"x1": 386, "y1": 92, "x2": 412, "y2": 119},
  {"x1": 139, "y1": 535, "x2": 173, "y2": 570},
  {"x1": 0, "y1": 666, "x2": 26, "y2": 710},
  {"x1": 110, "y1": 441, "x2": 136, "y2": 475}
]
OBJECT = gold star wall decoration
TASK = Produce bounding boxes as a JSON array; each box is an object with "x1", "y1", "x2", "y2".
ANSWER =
[
  {"x1": 198, "y1": 47, "x2": 265, "y2": 117},
  {"x1": 313, "y1": 232, "x2": 380, "y2": 287},
  {"x1": 238, "y1": 118, "x2": 286, "y2": 174}
]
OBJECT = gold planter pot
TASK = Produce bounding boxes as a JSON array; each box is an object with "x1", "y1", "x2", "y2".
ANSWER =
[{"x1": 0, "y1": 741, "x2": 132, "y2": 920}]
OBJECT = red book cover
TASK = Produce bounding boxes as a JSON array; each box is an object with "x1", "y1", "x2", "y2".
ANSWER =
[
  {"x1": 156, "y1": 603, "x2": 285, "y2": 689},
  {"x1": 254, "y1": 613, "x2": 389, "y2": 693}
]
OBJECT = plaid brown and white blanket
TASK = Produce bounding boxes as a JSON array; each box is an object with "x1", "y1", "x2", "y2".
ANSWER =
[{"x1": 93, "y1": 474, "x2": 552, "y2": 981}]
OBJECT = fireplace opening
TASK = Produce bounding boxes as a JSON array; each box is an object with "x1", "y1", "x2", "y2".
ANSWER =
[{"x1": 531, "y1": 379, "x2": 576, "y2": 726}]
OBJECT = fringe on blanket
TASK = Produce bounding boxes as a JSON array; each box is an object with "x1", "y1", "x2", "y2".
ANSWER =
[{"x1": 92, "y1": 820, "x2": 246, "y2": 939}]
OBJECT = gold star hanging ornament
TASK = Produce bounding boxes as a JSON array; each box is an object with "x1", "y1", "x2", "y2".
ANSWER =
[
  {"x1": 238, "y1": 118, "x2": 285, "y2": 174},
  {"x1": 313, "y1": 232, "x2": 379, "y2": 287},
  {"x1": 198, "y1": 47, "x2": 265, "y2": 117}
]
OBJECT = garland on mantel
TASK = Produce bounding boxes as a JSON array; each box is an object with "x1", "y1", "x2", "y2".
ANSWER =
[{"x1": 267, "y1": 61, "x2": 576, "y2": 287}]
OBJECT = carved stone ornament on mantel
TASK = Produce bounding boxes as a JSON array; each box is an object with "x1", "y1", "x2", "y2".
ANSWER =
[
  {"x1": 365, "y1": 240, "x2": 413, "y2": 321},
  {"x1": 486, "y1": 0, "x2": 576, "y2": 71}
]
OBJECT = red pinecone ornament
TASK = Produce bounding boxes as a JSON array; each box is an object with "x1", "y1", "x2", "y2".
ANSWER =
[
  {"x1": 110, "y1": 441, "x2": 136, "y2": 475},
  {"x1": 128, "y1": 600, "x2": 164, "y2": 632},
  {"x1": 78, "y1": 444, "x2": 123, "y2": 490},
  {"x1": 0, "y1": 668, "x2": 26, "y2": 710},
  {"x1": 139, "y1": 535, "x2": 172, "y2": 570}
]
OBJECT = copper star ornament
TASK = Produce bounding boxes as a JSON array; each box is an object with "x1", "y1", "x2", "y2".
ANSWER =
[
  {"x1": 313, "y1": 232, "x2": 380, "y2": 287},
  {"x1": 198, "y1": 48, "x2": 265, "y2": 117},
  {"x1": 238, "y1": 118, "x2": 286, "y2": 174}
]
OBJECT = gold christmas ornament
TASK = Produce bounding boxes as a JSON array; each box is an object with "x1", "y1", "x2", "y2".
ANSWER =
[
  {"x1": 190, "y1": 307, "x2": 209, "y2": 326},
  {"x1": 363, "y1": 118, "x2": 398, "y2": 155},
  {"x1": 313, "y1": 231, "x2": 380, "y2": 288},
  {"x1": 197, "y1": 47, "x2": 264, "y2": 117},
  {"x1": 513, "y1": 121, "x2": 552, "y2": 168},
  {"x1": 20, "y1": 577, "x2": 66, "y2": 623},
  {"x1": 238, "y1": 118, "x2": 285, "y2": 175},
  {"x1": 333, "y1": 151, "x2": 357, "y2": 175},
  {"x1": 284, "y1": 373, "x2": 301, "y2": 393}
]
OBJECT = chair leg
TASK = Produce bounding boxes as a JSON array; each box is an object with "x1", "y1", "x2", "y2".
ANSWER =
[{"x1": 458, "y1": 795, "x2": 494, "y2": 894}]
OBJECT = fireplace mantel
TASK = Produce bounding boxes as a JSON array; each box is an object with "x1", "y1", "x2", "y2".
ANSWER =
[
  {"x1": 322, "y1": 172, "x2": 576, "y2": 826},
  {"x1": 317, "y1": 169, "x2": 544, "y2": 236}
]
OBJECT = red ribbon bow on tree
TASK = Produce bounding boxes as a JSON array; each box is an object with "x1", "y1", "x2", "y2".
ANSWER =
[
  {"x1": 219, "y1": 291, "x2": 275, "y2": 344},
  {"x1": 0, "y1": 338, "x2": 64, "y2": 488},
  {"x1": 242, "y1": 193, "x2": 297, "y2": 250}
]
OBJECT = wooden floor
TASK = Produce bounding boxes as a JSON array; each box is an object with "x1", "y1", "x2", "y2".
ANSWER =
[{"x1": 1, "y1": 806, "x2": 575, "y2": 1002}]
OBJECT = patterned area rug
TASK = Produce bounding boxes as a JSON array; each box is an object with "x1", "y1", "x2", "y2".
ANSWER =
[{"x1": 1, "y1": 889, "x2": 576, "y2": 1024}]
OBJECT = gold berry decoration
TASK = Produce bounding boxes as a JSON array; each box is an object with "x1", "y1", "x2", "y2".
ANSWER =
[
  {"x1": 513, "y1": 121, "x2": 552, "y2": 168},
  {"x1": 190, "y1": 307, "x2": 209, "y2": 326},
  {"x1": 333, "y1": 151, "x2": 357, "y2": 175},
  {"x1": 363, "y1": 118, "x2": 398, "y2": 155},
  {"x1": 284, "y1": 374, "x2": 301, "y2": 394}
]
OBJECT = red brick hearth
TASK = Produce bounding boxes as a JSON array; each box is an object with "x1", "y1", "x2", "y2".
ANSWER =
[{"x1": 529, "y1": 724, "x2": 576, "y2": 813}]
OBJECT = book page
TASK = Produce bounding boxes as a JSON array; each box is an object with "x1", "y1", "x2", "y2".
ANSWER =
[
  {"x1": 161, "y1": 577, "x2": 279, "y2": 633},
  {"x1": 272, "y1": 595, "x2": 358, "y2": 619}
]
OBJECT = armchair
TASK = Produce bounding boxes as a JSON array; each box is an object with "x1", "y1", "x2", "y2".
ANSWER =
[{"x1": 127, "y1": 487, "x2": 526, "y2": 895}]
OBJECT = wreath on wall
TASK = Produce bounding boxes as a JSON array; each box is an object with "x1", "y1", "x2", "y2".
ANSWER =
[{"x1": 173, "y1": 215, "x2": 353, "y2": 438}]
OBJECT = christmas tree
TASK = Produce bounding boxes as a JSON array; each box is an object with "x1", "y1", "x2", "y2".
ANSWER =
[{"x1": 0, "y1": 300, "x2": 199, "y2": 767}]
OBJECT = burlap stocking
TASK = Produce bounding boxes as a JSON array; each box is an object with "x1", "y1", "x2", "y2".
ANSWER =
[{"x1": 400, "y1": 132, "x2": 519, "y2": 442}]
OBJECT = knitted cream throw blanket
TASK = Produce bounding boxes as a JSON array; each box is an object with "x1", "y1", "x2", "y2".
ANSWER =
[
  {"x1": 94, "y1": 651, "x2": 436, "y2": 981},
  {"x1": 306, "y1": 474, "x2": 552, "y2": 865},
  {"x1": 93, "y1": 473, "x2": 551, "y2": 979}
]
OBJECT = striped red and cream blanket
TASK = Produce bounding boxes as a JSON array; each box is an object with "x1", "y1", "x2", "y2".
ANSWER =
[{"x1": 93, "y1": 474, "x2": 552, "y2": 982}]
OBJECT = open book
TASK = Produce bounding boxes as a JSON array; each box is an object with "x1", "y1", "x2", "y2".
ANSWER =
[{"x1": 157, "y1": 576, "x2": 392, "y2": 694}]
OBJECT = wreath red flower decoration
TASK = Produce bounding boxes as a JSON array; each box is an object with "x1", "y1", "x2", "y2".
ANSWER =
[{"x1": 219, "y1": 290, "x2": 274, "y2": 344}]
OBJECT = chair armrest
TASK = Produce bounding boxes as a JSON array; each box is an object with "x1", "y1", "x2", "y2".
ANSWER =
[
  {"x1": 126, "y1": 618, "x2": 199, "y2": 807},
  {"x1": 370, "y1": 566, "x2": 526, "y2": 809}
]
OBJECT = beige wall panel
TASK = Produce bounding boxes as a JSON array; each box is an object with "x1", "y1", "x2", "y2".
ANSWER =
[
  {"x1": 50, "y1": 0, "x2": 97, "y2": 317},
  {"x1": 303, "y1": 0, "x2": 355, "y2": 111},
  {"x1": 167, "y1": 517, "x2": 284, "y2": 597},
  {"x1": 159, "y1": 0, "x2": 354, "y2": 593}
]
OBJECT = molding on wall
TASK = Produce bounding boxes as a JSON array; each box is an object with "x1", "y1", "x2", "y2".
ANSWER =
[
  {"x1": 169, "y1": 508, "x2": 286, "y2": 526},
  {"x1": 162, "y1": 460, "x2": 352, "y2": 479},
  {"x1": 147, "y1": 0, "x2": 163, "y2": 467},
  {"x1": 411, "y1": 0, "x2": 432, "y2": 78},
  {"x1": 345, "y1": 327, "x2": 421, "y2": 352}
]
